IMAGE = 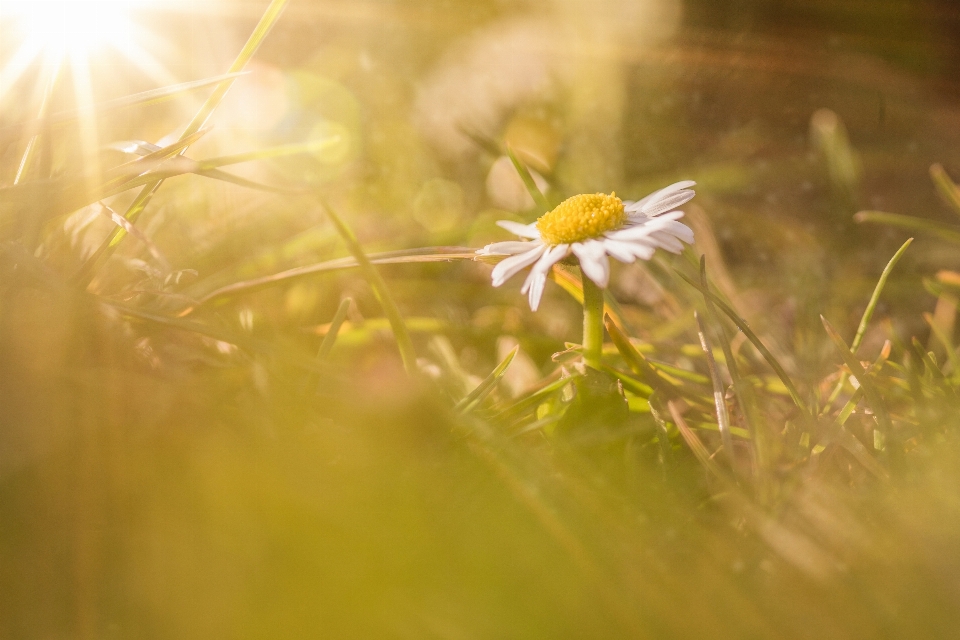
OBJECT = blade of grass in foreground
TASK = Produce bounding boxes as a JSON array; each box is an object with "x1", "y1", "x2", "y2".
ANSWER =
[
  {"x1": 821, "y1": 316, "x2": 893, "y2": 439},
  {"x1": 924, "y1": 312, "x2": 960, "y2": 379},
  {"x1": 823, "y1": 238, "x2": 912, "y2": 411},
  {"x1": 677, "y1": 270, "x2": 810, "y2": 418},
  {"x1": 698, "y1": 257, "x2": 764, "y2": 481},
  {"x1": 82, "y1": 0, "x2": 290, "y2": 281},
  {"x1": 666, "y1": 400, "x2": 725, "y2": 480},
  {"x1": 316, "y1": 298, "x2": 353, "y2": 362},
  {"x1": 506, "y1": 146, "x2": 550, "y2": 215},
  {"x1": 317, "y1": 198, "x2": 417, "y2": 375},
  {"x1": 696, "y1": 310, "x2": 735, "y2": 470},
  {"x1": 930, "y1": 164, "x2": 960, "y2": 218},
  {"x1": 455, "y1": 346, "x2": 519, "y2": 414},
  {"x1": 852, "y1": 238, "x2": 913, "y2": 353},
  {"x1": 187, "y1": 247, "x2": 477, "y2": 311}
]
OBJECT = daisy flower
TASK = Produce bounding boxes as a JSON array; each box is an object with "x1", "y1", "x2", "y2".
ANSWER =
[{"x1": 477, "y1": 181, "x2": 696, "y2": 311}]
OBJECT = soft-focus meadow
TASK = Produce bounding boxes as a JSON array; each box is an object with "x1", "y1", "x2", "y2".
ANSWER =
[{"x1": 3, "y1": 0, "x2": 960, "y2": 637}]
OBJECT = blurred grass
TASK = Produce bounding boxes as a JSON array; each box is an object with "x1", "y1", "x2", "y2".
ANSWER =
[{"x1": 2, "y1": 0, "x2": 960, "y2": 637}]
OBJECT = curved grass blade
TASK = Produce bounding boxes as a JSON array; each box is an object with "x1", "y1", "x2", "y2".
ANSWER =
[
  {"x1": 852, "y1": 238, "x2": 912, "y2": 353},
  {"x1": 930, "y1": 163, "x2": 960, "y2": 218},
  {"x1": 677, "y1": 269, "x2": 809, "y2": 416},
  {"x1": 647, "y1": 393, "x2": 674, "y2": 469},
  {"x1": 855, "y1": 210, "x2": 960, "y2": 244},
  {"x1": 496, "y1": 375, "x2": 580, "y2": 423},
  {"x1": 101, "y1": 299, "x2": 333, "y2": 376},
  {"x1": 506, "y1": 145, "x2": 550, "y2": 215},
  {"x1": 111, "y1": 136, "x2": 341, "y2": 172},
  {"x1": 924, "y1": 311, "x2": 960, "y2": 379},
  {"x1": 604, "y1": 318, "x2": 664, "y2": 390},
  {"x1": 188, "y1": 247, "x2": 477, "y2": 310},
  {"x1": 99, "y1": 203, "x2": 170, "y2": 272},
  {"x1": 667, "y1": 400, "x2": 725, "y2": 480},
  {"x1": 88, "y1": 0, "x2": 290, "y2": 274},
  {"x1": 455, "y1": 345, "x2": 519, "y2": 414},
  {"x1": 696, "y1": 311, "x2": 735, "y2": 469},
  {"x1": 698, "y1": 257, "x2": 763, "y2": 478},
  {"x1": 910, "y1": 337, "x2": 946, "y2": 383},
  {"x1": 317, "y1": 198, "x2": 417, "y2": 374},
  {"x1": 317, "y1": 298, "x2": 353, "y2": 361},
  {"x1": 600, "y1": 365, "x2": 653, "y2": 397},
  {"x1": 824, "y1": 239, "x2": 912, "y2": 410},
  {"x1": 821, "y1": 315, "x2": 893, "y2": 437}
]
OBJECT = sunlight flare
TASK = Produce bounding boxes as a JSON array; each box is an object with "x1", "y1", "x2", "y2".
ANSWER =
[{"x1": 0, "y1": 0, "x2": 154, "y2": 60}]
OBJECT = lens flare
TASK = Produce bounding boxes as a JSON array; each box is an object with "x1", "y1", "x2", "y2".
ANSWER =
[{"x1": 0, "y1": 0, "x2": 154, "y2": 60}]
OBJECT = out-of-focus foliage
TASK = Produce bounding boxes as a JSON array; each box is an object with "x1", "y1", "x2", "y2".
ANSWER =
[{"x1": 2, "y1": 0, "x2": 960, "y2": 637}]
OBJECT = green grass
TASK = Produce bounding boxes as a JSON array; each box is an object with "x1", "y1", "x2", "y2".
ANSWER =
[{"x1": 2, "y1": 1, "x2": 960, "y2": 638}]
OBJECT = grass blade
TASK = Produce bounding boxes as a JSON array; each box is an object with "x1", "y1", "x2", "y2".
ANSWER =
[
  {"x1": 852, "y1": 238, "x2": 912, "y2": 353},
  {"x1": 506, "y1": 146, "x2": 550, "y2": 214},
  {"x1": 698, "y1": 257, "x2": 763, "y2": 479},
  {"x1": 189, "y1": 247, "x2": 477, "y2": 310},
  {"x1": 677, "y1": 269, "x2": 809, "y2": 417},
  {"x1": 695, "y1": 311, "x2": 735, "y2": 470},
  {"x1": 90, "y1": 0, "x2": 290, "y2": 273},
  {"x1": 855, "y1": 210, "x2": 960, "y2": 244},
  {"x1": 317, "y1": 298, "x2": 352, "y2": 361},
  {"x1": 604, "y1": 318, "x2": 666, "y2": 391},
  {"x1": 930, "y1": 163, "x2": 960, "y2": 218},
  {"x1": 600, "y1": 365, "x2": 653, "y2": 397},
  {"x1": 823, "y1": 239, "x2": 912, "y2": 411},
  {"x1": 821, "y1": 316, "x2": 893, "y2": 438},
  {"x1": 924, "y1": 311, "x2": 960, "y2": 378},
  {"x1": 667, "y1": 400, "x2": 725, "y2": 480},
  {"x1": 455, "y1": 345, "x2": 519, "y2": 413},
  {"x1": 317, "y1": 198, "x2": 417, "y2": 374}
]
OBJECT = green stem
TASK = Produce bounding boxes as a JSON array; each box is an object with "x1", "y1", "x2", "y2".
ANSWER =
[{"x1": 581, "y1": 273, "x2": 605, "y2": 370}]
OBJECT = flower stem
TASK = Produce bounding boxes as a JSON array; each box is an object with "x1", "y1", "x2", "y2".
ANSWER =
[{"x1": 581, "y1": 273, "x2": 605, "y2": 370}]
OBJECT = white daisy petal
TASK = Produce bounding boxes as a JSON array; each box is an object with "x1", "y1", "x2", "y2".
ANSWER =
[
  {"x1": 608, "y1": 211, "x2": 686, "y2": 241},
  {"x1": 642, "y1": 190, "x2": 696, "y2": 217},
  {"x1": 599, "y1": 239, "x2": 637, "y2": 263},
  {"x1": 491, "y1": 245, "x2": 546, "y2": 287},
  {"x1": 480, "y1": 182, "x2": 695, "y2": 310},
  {"x1": 572, "y1": 240, "x2": 610, "y2": 288},
  {"x1": 658, "y1": 220, "x2": 695, "y2": 244},
  {"x1": 527, "y1": 273, "x2": 547, "y2": 311},
  {"x1": 630, "y1": 180, "x2": 696, "y2": 212},
  {"x1": 649, "y1": 230, "x2": 685, "y2": 253},
  {"x1": 496, "y1": 220, "x2": 541, "y2": 239},
  {"x1": 478, "y1": 241, "x2": 540, "y2": 256},
  {"x1": 602, "y1": 238, "x2": 655, "y2": 262},
  {"x1": 520, "y1": 244, "x2": 569, "y2": 293},
  {"x1": 520, "y1": 244, "x2": 569, "y2": 312}
]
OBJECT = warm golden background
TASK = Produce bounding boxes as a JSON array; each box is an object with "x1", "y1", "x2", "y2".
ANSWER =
[{"x1": 2, "y1": 0, "x2": 960, "y2": 637}]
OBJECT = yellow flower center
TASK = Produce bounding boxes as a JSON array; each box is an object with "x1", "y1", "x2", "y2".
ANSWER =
[{"x1": 535, "y1": 192, "x2": 626, "y2": 245}]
